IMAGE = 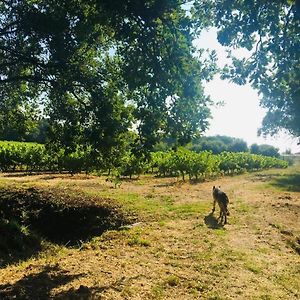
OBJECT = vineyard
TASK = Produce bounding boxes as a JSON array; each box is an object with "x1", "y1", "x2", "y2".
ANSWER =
[{"x1": 0, "y1": 141, "x2": 288, "y2": 179}]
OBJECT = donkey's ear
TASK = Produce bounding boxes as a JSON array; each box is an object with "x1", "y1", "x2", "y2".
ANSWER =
[{"x1": 213, "y1": 186, "x2": 215, "y2": 189}]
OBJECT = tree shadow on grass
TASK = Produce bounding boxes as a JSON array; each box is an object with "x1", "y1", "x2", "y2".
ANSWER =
[
  {"x1": 0, "y1": 186, "x2": 131, "y2": 267},
  {"x1": 0, "y1": 218, "x2": 42, "y2": 267},
  {"x1": 56, "y1": 275, "x2": 143, "y2": 299},
  {"x1": 56, "y1": 279, "x2": 122, "y2": 299},
  {"x1": 0, "y1": 265, "x2": 82, "y2": 300},
  {"x1": 270, "y1": 173, "x2": 300, "y2": 192},
  {"x1": 154, "y1": 181, "x2": 178, "y2": 188},
  {"x1": 204, "y1": 212, "x2": 224, "y2": 229}
]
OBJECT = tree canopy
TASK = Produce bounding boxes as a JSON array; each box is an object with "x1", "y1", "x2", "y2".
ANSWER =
[
  {"x1": 250, "y1": 143, "x2": 280, "y2": 157},
  {"x1": 0, "y1": 0, "x2": 217, "y2": 153},
  {"x1": 189, "y1": 135, "x2": 249, "y2": 154},
  {"x1": 202, "y1": 0, "x2": 300, "y2": 141},
  {"x1": 1, "y1": 1, "x2": 299, "y2": 154}
]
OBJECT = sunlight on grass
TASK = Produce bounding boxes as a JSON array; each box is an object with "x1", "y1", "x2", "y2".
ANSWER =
[
  {"x1": 205, "y1": 291, "x2": 224, "y2": 300},
  {"x1": 0, "y1": 163, "x2": 299, "y2": 299},
  {"x1": 212, "y1": 228, "x2": 227, "y2": 236},
  {"x1": 151, "y1": 283, "x2": 164, "y2": 299},
  {"x1": 165, "y1": 275, "x2": 180, "y2": 287},
  {"x1": 258, "y1": 295, "x2": 272, "y2": 300},
  {"x1": 220, "y1": 249, "x2": 246, "y2": 262},
  {"x1": 235, "y1": 198, "x2": 252, "y2": 213},
  {"x1": 273, "y1": 265, "x2": 300, "y2": 297},
  {"x1": 127, "y1": 236, "x2": 151, "y2": 247},
  {"x1": 168, "y1": 202, "x2": 210, "y2": 217},
  {"x1": 244, "y1": 262, "x2": 262, "y2": 274},
  {"x1": 84, "y1": 187, "x2": 210, "y2": 220}
]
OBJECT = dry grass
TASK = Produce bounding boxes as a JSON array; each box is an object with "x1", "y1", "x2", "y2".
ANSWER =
[{"x1": 0, "y1": 165, "x2": 299, "y2": 299}]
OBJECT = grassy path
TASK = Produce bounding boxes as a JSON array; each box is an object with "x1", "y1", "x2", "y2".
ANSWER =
[{"x1": 0, "y1": 166, "x2": 299, "y2": 299}]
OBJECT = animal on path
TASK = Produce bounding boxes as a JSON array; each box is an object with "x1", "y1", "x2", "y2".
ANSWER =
[{"x1": 212, "y1": 186, "x2": 230, "y2": 224}]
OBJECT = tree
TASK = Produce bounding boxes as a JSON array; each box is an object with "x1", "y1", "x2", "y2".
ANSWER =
[
  {"x1": 250, "y1": 143, "x2": 260, "y2": 155},
  {"x1": 228, "y1": 138, "x2": 248, "y2": 153},
  {"x1": 190, "y1": 135, "x2": 249, "y2": 154},
  {"x1": 0, "y1": 0, "x2": 216, "y2": 154},
  {"x1": 259, "y1": 144, "x2": 280, "y2": 157},
  {"x1": 200, "y1": 0, "x2": 300, "y2": 141},
  {"x1": 26, "y1": 118, "x2": 50, "y2": 143},
  {"x1": 0, "y1": 85, "x2": 40, "y2": 141},
  {"x1": 250, "y1": 143, "x2": 280, "y2": 157}
]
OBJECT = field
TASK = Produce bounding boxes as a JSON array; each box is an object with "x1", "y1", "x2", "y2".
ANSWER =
[{"x1": 0, "y1": 162, "x2": 299, "y2": 299}]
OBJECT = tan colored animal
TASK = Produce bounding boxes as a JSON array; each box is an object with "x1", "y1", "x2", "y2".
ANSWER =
[{"x1": 212, "y1": 186, "x2": 230, "y2": 224}]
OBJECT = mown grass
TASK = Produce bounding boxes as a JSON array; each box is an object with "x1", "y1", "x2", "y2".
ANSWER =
[
  {"x1": 0, "y1": 165, "x2": 299, "y2": 299},
  {"x1": 81, "y1": 186, "x2": 211, "y2": 221},
  {"x1": 270, "y1": 173, "x2": 300, "y2": 192}
]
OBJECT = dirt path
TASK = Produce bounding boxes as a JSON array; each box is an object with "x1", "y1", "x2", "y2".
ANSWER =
[{"x1": 0, "y1": 167, "x2": 299, "y2": 299}]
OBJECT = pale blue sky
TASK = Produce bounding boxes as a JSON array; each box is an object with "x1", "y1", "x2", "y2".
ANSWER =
[{"x1": 195, "y1": 29, "x2": 300, "y2": 153}]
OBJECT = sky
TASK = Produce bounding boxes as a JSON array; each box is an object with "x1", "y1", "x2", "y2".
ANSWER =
[{"x1": 195, "y1": 29, "x2": 300, "y2": 154}]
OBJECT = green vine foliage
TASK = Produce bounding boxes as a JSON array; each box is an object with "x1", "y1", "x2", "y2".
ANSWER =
[{"x1": 0, "y1": 142, "x2": 288, "y2": 177}]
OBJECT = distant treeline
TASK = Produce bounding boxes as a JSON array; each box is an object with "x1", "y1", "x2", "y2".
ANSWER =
[
  {"x1": 1, "y1": 122, "x2": 281, "y2": 158},
  {"x1": 155, "y1": 135, "x2": 280, "y2": 157},
  {"x1": 0, "y1": 141, "x2": 288, "y2": 179}
]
